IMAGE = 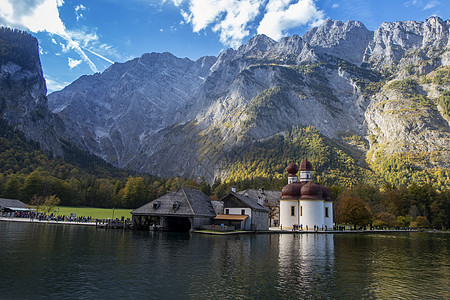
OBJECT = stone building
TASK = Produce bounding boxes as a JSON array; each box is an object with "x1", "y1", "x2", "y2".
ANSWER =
[
  {"x1": 214, "y1": 191, "x2": 272, "y2": 231},
  {"x1": 131, "y1": 187, "x2": 216, "y2": 231},
  {"x1": 237, "y1": 189, "x2": 281, "y2": 227},
  {"x1": 279, "y1": 159, "x2": 333, "y2": 230}
]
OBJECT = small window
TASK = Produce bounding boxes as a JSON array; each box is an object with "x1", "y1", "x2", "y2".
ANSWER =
[
  {"x1": 225, "y1": 209, "x2": 229, "y2": 215},
  {"x1": 153, "y1": 201, "x2": 160, "y2": 210},
  {"x1": 290, "y1": 206, "x2": 295, "y2": 216},
  {"x1": 173, "y1": 201, "x2": 180, "y2": 210},
  {"x1": 325, "y1": 207, "x2": 329, "y2": 218},
  {"x1": 300, "y1": 206, "x2": 303, "y2": 216},
  {"x1": 241, "y1": 209, "x2": 245, "y2": 215}
]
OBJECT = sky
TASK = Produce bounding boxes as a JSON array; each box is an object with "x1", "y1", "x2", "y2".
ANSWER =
[{"x1": 0, "y1": 0, "x2": 448, "y2": 94}]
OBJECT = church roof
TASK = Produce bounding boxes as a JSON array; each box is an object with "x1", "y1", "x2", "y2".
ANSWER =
[
  {"x1": 132, "y1": 187, "x2": 216, "y2": 217},
  {"x1": 299, "y1": 158, "x2": 313, "y2": 171},
  {"x1": 281, "y1": 182, "x2": 304, "y2": 200}
]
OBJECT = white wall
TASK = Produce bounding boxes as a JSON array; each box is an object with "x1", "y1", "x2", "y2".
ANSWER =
[
  {"x1": 280, "y1": 199, "x2": 300, "y2": 230},
  {"x1": 300, "y1": 200, "x2": 324, "y2": 230},
  {"x1": 324, "y1": 201, "x2": 333, "y2": 229}
]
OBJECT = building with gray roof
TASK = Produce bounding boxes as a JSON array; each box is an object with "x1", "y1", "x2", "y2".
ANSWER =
[
  {"x1": 0, "y1": 198, "x2": 31, "y2": 214},
  {"x1": 237, "y1": 188, "x2": 281, "y2": 227},
  {"x1": 131, "y1": 187, "x2": 216, "y2": 231},
  {"x1": 214, "y1": 192, "x2": 271, "y2": 231}
]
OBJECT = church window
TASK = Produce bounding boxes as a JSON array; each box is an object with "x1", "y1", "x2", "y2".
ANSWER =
[
  {"x1": 290, "y1": 206, "x2": 295, "y2": 216},
  {"x1": 300, "y1": 206, "x2": 303, "y2": 216},
  {"x1": 325, "y1": 207, "x2": 329, "y2": 218}
]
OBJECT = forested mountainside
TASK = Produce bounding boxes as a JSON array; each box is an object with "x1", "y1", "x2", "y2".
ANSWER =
[
  {"x1": 48, "y1": 17, "x2": 450, "y2": 189},
  {"x1": 1, "y1": 22, "x2": 450, "y2": 227}
]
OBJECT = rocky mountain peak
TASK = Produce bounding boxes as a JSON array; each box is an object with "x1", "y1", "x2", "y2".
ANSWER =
[
  {"x1": 236, "y1": 34, "x2": 277, "y2": 58},
  {"x1": 303, "y1": 19, "x2": 373, "y2": 65}
]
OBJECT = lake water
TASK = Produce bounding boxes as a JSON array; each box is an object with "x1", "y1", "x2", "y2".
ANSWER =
[{"x1": 0, "y1": 222, "x2": 449, "y2": 299}]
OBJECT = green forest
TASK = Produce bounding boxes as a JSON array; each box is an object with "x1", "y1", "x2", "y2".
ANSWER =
[{"x1": 0, "y1": 106, "x2": 449, "y2": 228}]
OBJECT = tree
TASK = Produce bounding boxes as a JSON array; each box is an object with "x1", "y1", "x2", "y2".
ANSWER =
[
  {"x1": 22, "y1": 171, "x2": 44, "y2": 201},
  {"x1": 29, "y1": 194, "x2": 45, "y2": 213},
  {"x1": 396, "y1": 215, "x2": 412, "y2": 227},
  {"x1": 43, "y1": 195, "x2": 61, "y2": 214},
  {"x1": 373, "y1": 212, "x2": 396, "y2": 228},
  {"x1": 336, "y1": 193, "x2": 372, "y2": 229},
  {"x1": 122, "y1": 177, "x2": 146, "y2": 208},
  {"x1": 414, "y1": 216, "x2": 430, "y2": 229},
  {"x1": 4, "y1": 175, "x2": 21, "y2": 199}
]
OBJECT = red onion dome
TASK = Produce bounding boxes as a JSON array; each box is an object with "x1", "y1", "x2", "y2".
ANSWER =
[
  {"x1": 321, "y1": 185, "x2": 332, "y2": 201},
  {"x1": 300, "y1": 182, "x2": 323, "y2": 200},
  {"x1": 299, "y1": 158, "x2": 313, "y2": 171},
  {"x1": 281, "y1": 182, "x2": 303, "y2": 200},
  {"x1": 286, "y1": 162, "x2": 299, "y2": 176}
]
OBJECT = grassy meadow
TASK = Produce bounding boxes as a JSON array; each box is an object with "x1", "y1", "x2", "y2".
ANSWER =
[{"x1": 49, "y1": 206, "x2": 133, "y2": 220}]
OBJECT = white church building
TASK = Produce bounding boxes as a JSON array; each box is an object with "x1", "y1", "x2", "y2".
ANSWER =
[{"x1": 279, "y1": 159, "x2": 333, "y2": 231}]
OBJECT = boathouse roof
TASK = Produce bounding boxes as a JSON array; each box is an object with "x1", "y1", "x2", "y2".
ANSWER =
[
  {"x1": 131, "y1": 187, "x2": 216, "y2": 218},
  {"x1": 0, "y1": 198, "x2": 29, "y2": 211}
]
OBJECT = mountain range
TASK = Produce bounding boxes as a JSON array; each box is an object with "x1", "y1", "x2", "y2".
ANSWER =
[{"x1": 2, "y1": 17, "x2": 450, "y2": 187}]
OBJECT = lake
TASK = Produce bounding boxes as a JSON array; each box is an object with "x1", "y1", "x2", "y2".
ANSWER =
[{"x1": 0, "y1": 221, "x2": 448, "y2": 299}]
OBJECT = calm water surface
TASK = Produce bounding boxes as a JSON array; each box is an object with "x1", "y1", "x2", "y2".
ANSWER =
[{"x1": 0, "y1": 222, "x2": 449, "y2": 299}]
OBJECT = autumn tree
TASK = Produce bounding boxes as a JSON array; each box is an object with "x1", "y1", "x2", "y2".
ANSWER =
[
  {"x1": 42, "y1": 195, "x2": 61, "y2": 214},
  {"x1": 29, "y1": 194, "x2": 45, "y2": 213},
  {"x1": 335, "y1": 192, "x2": 373, "y2": 229},
  {"x1": 122, "y1": 176, "x2": 146, "y2": 208}
]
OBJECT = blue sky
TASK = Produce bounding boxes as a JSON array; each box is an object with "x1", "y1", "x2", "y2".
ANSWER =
[{"x1": 0, "y1": 0, "x2": 448, "y2": 93}]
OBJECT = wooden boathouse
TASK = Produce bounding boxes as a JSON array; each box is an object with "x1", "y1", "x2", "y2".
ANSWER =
[{"x1": 131, "y1": 187, "x2": 216, "y2": 231}]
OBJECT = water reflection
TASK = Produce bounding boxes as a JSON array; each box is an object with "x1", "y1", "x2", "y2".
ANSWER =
[
  {"x1": 277, "y1": 234, "x2": 335, "y2": 298},
  {"x1": 1, "y1": 222, "x2": 449, "y2": 299}
]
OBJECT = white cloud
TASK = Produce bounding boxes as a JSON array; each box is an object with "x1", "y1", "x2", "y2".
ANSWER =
[
  {"x1": 51, "y1": 38, "x2": 57, "y2": 44},
  {"x1": 404, "y1": 0, "x2": 441, "y2": 10},
  {"x1": 177, "y1": 0, "x2": 262, "y2": 49},
  {"x1": 332, "y1": 3, "x2": 339, "y2": 8},
  {"x1": 0, "y1": 0, "x2": 114, "y2": 73},
  {"x1": 424, "y1": 0, "x2": 440, "y2": 10},
  {"x1": 68, "y1": 57, "x2": 82, "y2": 68},
  {"x1": 257, "y1": 0, "x2": 325, "y2": 40},
  {"x1": 44, "y1": 75, "x2": 70, "y2": 93},
  {"x1": 172, "y1": 0, "x2": 325, "y2": 48},
  {"x1": 75, "y1": 4, "x2": 86, "y2": 21}
]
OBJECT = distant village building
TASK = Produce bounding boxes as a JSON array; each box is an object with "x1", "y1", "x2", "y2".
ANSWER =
[
  {"x1": 279, "y1": 159, "x2": 333, "y2": 230},
  {"x1": 237, "y1": 189, "x2": 281, "y2": 227},
  {"x1": 213, "y1": 191, "x2": 271, "y2": 231},
  {"x1": 0, "y1": 198, "x2": 32, "y2": 215},
  {"x1": 131, "y1": 187, "x2": 216, "y2": 231}
]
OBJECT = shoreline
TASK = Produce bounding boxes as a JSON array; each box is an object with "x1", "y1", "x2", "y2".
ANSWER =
[
  {"x1": 2, "y1": 217, "x2": 444, "y2": 234},
  {"x1": 0, "y1": 216, "x2": 97, "y2": 227}
]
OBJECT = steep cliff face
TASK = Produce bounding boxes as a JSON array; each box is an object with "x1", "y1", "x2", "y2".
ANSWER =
[
  {"x1": 48, "y1": 17, "x2": 450, "y2": 182},
  {"x1": 0, "y1": 28, "x2": 63, "y2": 155}
]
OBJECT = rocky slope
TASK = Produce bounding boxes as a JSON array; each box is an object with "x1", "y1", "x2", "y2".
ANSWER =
[
  {"x1": 0, "y1": 27, "x2": 63, "y2": 155},
  {"x1": 48, "y1": 17, "x2": 450, "y2": 182}
]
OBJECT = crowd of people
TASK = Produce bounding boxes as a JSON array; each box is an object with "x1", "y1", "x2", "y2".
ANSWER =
[{"x1": 1, "y1": 210, "x2": 94, "y2": 223}]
